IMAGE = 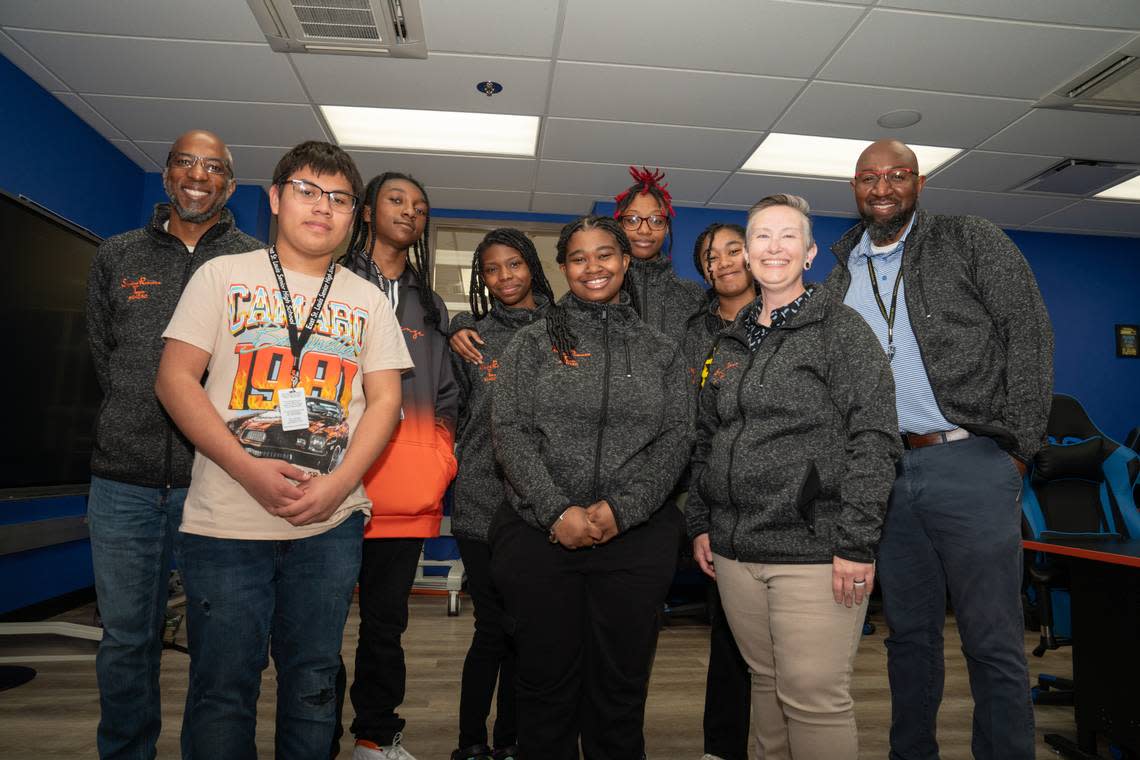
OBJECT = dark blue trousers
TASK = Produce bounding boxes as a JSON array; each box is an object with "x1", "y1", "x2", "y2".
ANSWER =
[{"x1": 879, "y1": 435, "x2": 1033, "y2": 760}]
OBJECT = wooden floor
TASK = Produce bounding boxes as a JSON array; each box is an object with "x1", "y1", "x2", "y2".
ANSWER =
[{"x1": 0, "y1": 593, "x2": 1075, "y2": 759}]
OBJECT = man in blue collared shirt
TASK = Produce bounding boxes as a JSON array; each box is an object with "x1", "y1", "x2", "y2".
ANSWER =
[{"x1": 826, "y1": 139, "x2": 1054, "y2": 760}]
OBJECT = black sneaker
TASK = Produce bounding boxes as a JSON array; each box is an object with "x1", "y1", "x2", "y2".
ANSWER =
[
  {"x1": 491, "y1": 745, "x2": 519, "y2": 760},
  {"x1": 451, "y1": 744, "x2": 493, "y2": 760}
]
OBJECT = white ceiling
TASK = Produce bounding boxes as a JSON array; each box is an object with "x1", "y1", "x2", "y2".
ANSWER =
[{"x1": 2, "y1": 0, "x2": 1139, "y2": 236}]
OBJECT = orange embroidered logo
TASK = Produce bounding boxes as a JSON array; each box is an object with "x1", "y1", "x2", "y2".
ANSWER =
[
  {"x1": 402, "y1": 326, "x2": 425, "y2": 341},
  {"x1": 553, "y1": 347, "x2": 592, "y2": 367},
  {"x1": 479, "y1": 359, "x2": 500, "y2": 383},
  {"x1": 711, "y1": 360, "x2": 740, "y2": 384},
  {"x1": 122, "y1": 276, "x2": 161, "y2": 301}
]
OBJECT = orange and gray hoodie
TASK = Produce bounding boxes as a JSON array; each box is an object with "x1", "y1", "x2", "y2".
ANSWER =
[{"x1": 344, "y1": 252, "x2": 458, "y2": 538}]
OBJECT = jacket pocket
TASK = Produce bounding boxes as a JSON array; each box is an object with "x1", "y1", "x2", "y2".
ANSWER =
[{"x1": 795, "y1": 460, "x2": 822, "y2": 534}]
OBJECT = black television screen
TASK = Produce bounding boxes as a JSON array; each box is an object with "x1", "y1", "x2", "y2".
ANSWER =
[{"x1": 0, "y1": 190, "x2": 103, "y2": 495}]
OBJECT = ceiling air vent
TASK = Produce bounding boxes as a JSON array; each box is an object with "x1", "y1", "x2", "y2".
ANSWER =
[
  {"x1": 246, "y1": 0, "x2": 427, "y2": 58},
  {"x1": 1037, "y1": 43, "x2": 1140, "y2": 115},
  {"x1": 1013, "y1": 159, "x2": 1140, "y2": 196}
]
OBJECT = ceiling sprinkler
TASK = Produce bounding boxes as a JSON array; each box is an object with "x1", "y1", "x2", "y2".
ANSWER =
[{"x1": 477, "y1": 81, "x2": 503, "y2": 97}]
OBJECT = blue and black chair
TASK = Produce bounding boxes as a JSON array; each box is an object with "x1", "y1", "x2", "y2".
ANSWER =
[{"x1": 1021, "y1": 394, "x2": 1140, "y2": 705}]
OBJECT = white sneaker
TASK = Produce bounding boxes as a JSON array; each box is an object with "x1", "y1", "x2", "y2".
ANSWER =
[
  {"x1": 700, "y1": 755, "x2": 727, "y2": 760},
  {"x1": 352, "y1": 732, "x2": 419, "y2": 760}
]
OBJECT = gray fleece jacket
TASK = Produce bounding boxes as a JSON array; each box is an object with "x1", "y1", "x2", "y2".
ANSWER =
[
  {"x1": 492, "y1": 292, "x2": 694, "y2": 534},
  {"x1": 686, "y1": 284, "x2": 901, "y2": 564},
  {"x1": 449, "y1": 295, "x2": 549, "y2": 542},
  {"x1": 826, "y1": 210, "x2": 1054, "y2": 462},
  {"x1": 86, "y1": 205, "x2": 262, "y2": 488},
  {"x1": 626, "y1": 254, "x2": 706, "y2": 347}
]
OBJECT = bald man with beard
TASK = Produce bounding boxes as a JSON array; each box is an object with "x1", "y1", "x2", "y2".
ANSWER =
[
  {"x1": 824, "y1": 139, "x2": 1054, "y2": 760},
  {"x1": 85, "y1": 130, "x2": 262, "y2": 759}
]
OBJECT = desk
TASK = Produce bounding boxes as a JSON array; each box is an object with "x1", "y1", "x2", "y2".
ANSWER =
[{"x1": 1023, "y1": 537, "x2": 1140, "y2": 758}]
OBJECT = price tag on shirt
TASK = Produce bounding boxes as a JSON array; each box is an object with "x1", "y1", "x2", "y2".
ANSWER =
[{"x1": 278, "y1": 387, "x2": 310, "y2": 431}]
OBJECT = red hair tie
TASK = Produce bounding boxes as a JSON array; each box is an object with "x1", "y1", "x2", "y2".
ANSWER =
[{"x1": 613, "y1": 166, "x2": 675, "y2": 218}]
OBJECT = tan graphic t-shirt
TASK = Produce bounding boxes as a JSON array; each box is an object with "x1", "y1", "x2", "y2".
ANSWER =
[{"x1": 163, "y1": 249, "x2": 412, "y2": 540}]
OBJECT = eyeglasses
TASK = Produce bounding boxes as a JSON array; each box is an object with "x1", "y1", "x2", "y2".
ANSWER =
[
  {"x1": 619, "y1": 214, "x2": 668, "y2": 231},
  {"x1": 167, "y1": 152, "x2": 231, "y2": 177},
  {"x1": 281, "y1": 179, "x2": 359, "y2": 214},
  {"x1": 853, "y1": 167, "x2": 920, "y2": 187}
]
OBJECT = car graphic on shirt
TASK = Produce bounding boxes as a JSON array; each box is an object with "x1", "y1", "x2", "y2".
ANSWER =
[{"x1": 226, "y1": 396, "x2": 348, "y2": 473}]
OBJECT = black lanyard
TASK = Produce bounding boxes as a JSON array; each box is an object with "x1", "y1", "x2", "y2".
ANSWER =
[
  {"x1": 865, "y1": 255, "x2": 901, "y2": 363},
  {"x1": 266, "y1": 245, "x2": 336, "y2": 387}
]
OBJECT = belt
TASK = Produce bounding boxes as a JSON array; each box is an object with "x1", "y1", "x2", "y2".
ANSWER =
[{"x1": 901, "y1": 428, "x2": 971, "y2": 450}]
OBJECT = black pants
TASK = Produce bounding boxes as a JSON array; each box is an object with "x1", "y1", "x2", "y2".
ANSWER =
[
  {"x1": 702, "y1": 581, "x2": 751, "y2": 760},
  {"x1": 332, "y1": 536, "x2": 424, "y2": 755},
  {"x1": 491, "y1": 505, "x2": 679, "y2": 760},
  {"x1": 456, "y1": 537, "x2": 517, "y2": 750}
]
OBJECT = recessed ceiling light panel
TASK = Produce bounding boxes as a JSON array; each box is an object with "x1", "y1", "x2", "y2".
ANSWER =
[
  {"x1": 741, "y1": 133, "x2": 961, "y2": 179},
  {"x1": 1094, "y1": 173, "x2": 1140, "y2": 201},
  {"x1": 321, "y1": 105, "x2": 539, "y2": 156}
]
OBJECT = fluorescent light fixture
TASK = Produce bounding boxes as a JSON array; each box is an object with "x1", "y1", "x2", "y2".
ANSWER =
[
  {"x1": 321, "y1": 105, "x2": 539, "y2": 156},
  {"x1": 1094, "y1": 173, "x2": 1140, "y2": 201},
  {"x1": 741, "y1": 133, "x2": 961, "y2": 178}
]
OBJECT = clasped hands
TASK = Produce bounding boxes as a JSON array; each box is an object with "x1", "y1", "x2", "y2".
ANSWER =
[
  {"x1": 234, "y1": 458, "x2": 351, "y2": 527},
  {"x1": 551, "y1": 501, "x2": 618, "y2": 549}
]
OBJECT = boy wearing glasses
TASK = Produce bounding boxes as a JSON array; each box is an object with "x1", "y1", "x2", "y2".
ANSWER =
[
  {"x1": 155, "y1": 141, "x2": 411, "y2": 759},
  {"x1": 85, "y1": 129, "x2": 260, "y2": 759}
]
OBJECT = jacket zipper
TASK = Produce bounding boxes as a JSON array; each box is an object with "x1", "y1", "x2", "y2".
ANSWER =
[
  {"x1": 725, "y1": 331, "x2": 785, "y2": 558},
  {"x1": 591, "y1": 306, "x2": 611, "y2": 501}
]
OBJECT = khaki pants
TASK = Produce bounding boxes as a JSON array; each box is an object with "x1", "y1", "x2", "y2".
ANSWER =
[{"x1": 713, "y1": 555, "x2": 865, "y2": 760}]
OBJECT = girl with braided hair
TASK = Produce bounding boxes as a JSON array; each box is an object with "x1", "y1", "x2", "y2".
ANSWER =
[
  {"x1": 446, "y1": 228, "x2": 555, "y2": 760},
  {"x1": 449, "y1": 167, "x2": 703, "y2": 365},
  {"x1": 489, "y1": 215, "x2": 693, "y2": 760},
  {"x1": 335, "y1": 172, "x2": 459, "y2": 760}
]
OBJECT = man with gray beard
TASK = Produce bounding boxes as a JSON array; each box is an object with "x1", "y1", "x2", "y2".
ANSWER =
[{"x1": 85, "y1": 129, "x2": 261, "y2": 759}]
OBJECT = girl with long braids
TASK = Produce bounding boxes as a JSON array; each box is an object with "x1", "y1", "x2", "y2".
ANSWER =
[
  {"x1": 334, "y1": 172, "x2": 459, "y2": 760},
  {"x1": 449, "y1": 166, "x2": 704, "y2": 364},
  {"x1": 490, "y1": 215, "x2": 693, "y2": 760},
  {"x1": 681, "y1": 222, "x2": 756, "y2": 760},
  {"x1": 446, "y1": 229, "x2": 556, "y2": 760}
]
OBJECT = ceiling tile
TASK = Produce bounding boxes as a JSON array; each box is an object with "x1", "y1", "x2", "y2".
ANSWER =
[
  {"x1": 83, "y1": 95, "x2": 328, "y2": 146},
  {"x1": 1031, "y1": 199, "x2": 1140, "y2": 234},
  {"x1": 426, "y1": 187, "x2": 532, "y2": 213},
  {"x1": 111, "y1": 139, "x2": 162, "y2": 171},
  {"x1": 550, "y1": 62, "x2": 803, "y2": 130},
  {"x1": 530, "y1": 193, "x2": 597, "y2": 215},
  {"x1": 51, "y1": 92, "x2": 128, "y2": 141},
  {"x1": 918, "y1": 187, "x2": 1075, "y2": 226},
  {"x1": 347, "y1": 151, "x2": 536, "y2": 191},
  {"x1": 135, "y1": 141, "x2": 284, "y2": 181},
  {"x1": 822, "y1": 10, "x2": 1134, "y2": 98},
  {"x1": 712, "y1": 174, "x2": 858, "y2": 214},
  {"x1": 981, "y1": 108, "x2": 1140, "y2": 163},
  {"x1": 292, "y1": 52, "x2": 550, "y2": 114},
  {"x1": 879, "y1": 0, "x2": 1140, "y2": 30},
  {"x1": 535, "y1": 161, "x2": 728, "y2": 203},
  {"x1": 541, "y1": 118, "x2": 761, "y2": 172},
  {"x1": 420, "y1": 0, "x2": 558, "y2": 58},
  {"x1": 925, "y1": 151, "x2": 1062, "y2": 192},
  {"x1": 8, "y1": 29, "x2": 306, "y2": 102},
  {"x1": 0, "y1": 0, "x2": 266, "y2": 41},
  {"x1": 0, "y1": 29, "x2": 67, "y2": 91},
  {"x1": 559, "y1": 0, "x2": 864, "y2": 77},
  {"x1": 777, "y1": 81, "x2": 1030, "y2": 148}
]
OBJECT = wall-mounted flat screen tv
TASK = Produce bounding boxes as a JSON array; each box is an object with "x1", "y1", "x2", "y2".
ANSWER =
[{"x1": 0, "y1": 190, "x2": 102, "y2": 496}]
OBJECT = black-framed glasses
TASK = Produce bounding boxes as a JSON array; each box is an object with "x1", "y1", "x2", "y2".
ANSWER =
[
  {"x1": 167, "y1": 152, "x2": 231, "y2": 177},
  {"x1": 853, "y1": 167, "x2": 919, "y2": 187},
  {"x1": 619, "y1": 213, "x2": 668, "y2": 231},
  {"x1": 281, "y1": 179, "x2": 359, "y2": 214}
]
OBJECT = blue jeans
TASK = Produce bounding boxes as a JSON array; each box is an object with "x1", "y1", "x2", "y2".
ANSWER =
[
  {"x1": 180, "y1": 512, "x2": 364, "y2": 760},
  {"x1": 879, "y1": 435, "x2": 1034, "y2": 760},
  {"x1": 87, "y1": 475, "x2": 186, "y2": 760}
]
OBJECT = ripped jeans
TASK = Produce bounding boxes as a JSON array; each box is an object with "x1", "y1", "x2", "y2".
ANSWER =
[{"x1": 180, "y1": 512, "x2": 364, "y2": 760}]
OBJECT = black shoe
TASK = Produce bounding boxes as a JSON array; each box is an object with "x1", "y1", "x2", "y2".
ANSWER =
[
  {"x1": 451, "y1": 744, "x2": 493, "y2": 760},
  {"x1": 491, "y1": 745, "x2": 519, "y2": 760}
]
